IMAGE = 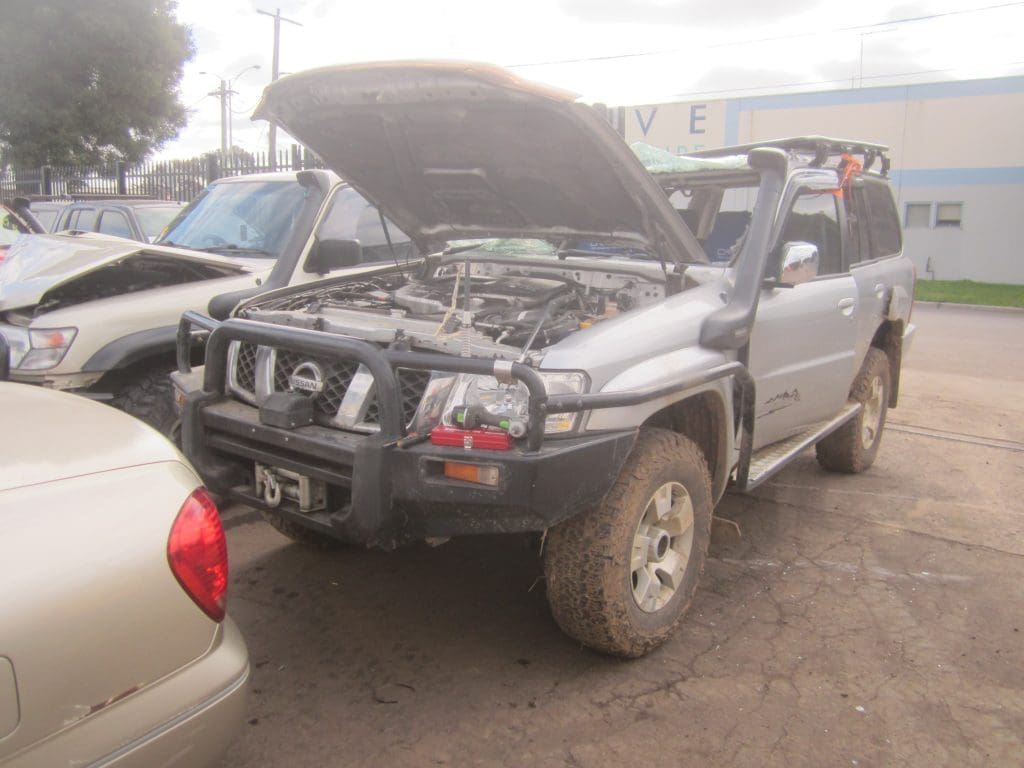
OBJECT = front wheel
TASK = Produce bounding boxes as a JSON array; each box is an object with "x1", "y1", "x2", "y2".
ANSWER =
[
  {"x1": 543, "y1": 428, "x2": 713, "y2": 658},
  {"x1": 111, "y1": 368, "x2": 178, "y2": 438},
  {"x1": 816, "y1": 347, "x2": 890, "y2": 474}
]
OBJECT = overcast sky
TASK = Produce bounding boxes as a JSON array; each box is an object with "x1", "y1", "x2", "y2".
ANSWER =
[{"x1": 160, "y1": 0, "x2": 1024, "y2": 160}]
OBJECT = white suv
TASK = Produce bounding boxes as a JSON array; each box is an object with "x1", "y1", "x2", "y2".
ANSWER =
[{"x1": 0, "y1": 170, "x2": 413, "y2": 434}]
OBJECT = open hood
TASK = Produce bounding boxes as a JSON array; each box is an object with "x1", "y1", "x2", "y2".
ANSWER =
[
  {"x1": 253, "y1": 61, "x2": 705, "y2": 263},
  {"x1": 0, "y1": 232, "x2": 253, "y2": 312}
]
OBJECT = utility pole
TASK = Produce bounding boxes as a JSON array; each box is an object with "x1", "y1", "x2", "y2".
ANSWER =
[
  {"x1": 257, "y1": 8, "x2": 302, "y2": 169},
  {"x1": 202, "y1": 65, "x2": 261, "y2": 160},
  {"x1": 210, "y1": 80, "x2": 228, "y2": 157}
]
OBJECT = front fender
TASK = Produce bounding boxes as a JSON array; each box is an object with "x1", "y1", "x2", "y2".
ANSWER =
[
  {"x1": 584, "y1": 346, "x2": 736, "y2": 433},
  {"x1": 82, "y1": 326, "x2": 179, "y2": 373}
]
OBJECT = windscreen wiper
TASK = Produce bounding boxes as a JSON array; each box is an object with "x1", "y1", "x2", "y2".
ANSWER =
[{"x1": 190, "y1": 244, "x2": 273, "y2": 256}]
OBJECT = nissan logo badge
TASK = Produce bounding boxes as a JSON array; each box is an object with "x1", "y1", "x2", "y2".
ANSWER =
[{"x1": 289, "y1": 361, "x2": 325, "y2": 394}]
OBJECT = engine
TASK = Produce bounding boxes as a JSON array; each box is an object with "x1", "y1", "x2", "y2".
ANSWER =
[{"x1": 245, "y1": 259, "x2": 667, "y2": 354}]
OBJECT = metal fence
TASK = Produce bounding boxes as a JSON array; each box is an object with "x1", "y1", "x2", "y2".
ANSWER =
[{"x1": 0, "y1": 145, "x2": 323, "y2": 203}]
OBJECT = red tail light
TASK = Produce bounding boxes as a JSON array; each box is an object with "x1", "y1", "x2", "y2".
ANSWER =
[{"x1": 167, "y1": 488, "x2": 228, "y2": 622}]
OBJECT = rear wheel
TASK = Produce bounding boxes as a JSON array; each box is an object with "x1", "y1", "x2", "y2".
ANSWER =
[
  {"x1": 543, "y1": 429, "x2": 712, "y2": 658},
  {"x1": 816, "y1": 347, "x2": 890, "y2": 473}
]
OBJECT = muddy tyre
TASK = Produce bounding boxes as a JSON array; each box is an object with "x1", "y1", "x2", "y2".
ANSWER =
[
  {"x1": 259, "y1": 509, "x2": 344, "y2": 549},
  {"x1": 543, "y1": 428, "x2": 713, "y2": 658},
  {"x1": 112, "y1": 369, "x2": 178, "y2": 437},
  {"x1": 816, "y1": 347, "x2": 890, "y2": 474}
]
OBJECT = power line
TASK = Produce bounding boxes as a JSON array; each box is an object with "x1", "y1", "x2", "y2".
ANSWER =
[
  {"x1": 665, "y1": 60, "x2": 1024, "y2": 101},
  {"x1": 505, "y1": 2, "x2": 1024, "y2": 69},
  {"x1": 184, "y1": 94, "x2": 211, "y2": 112}
]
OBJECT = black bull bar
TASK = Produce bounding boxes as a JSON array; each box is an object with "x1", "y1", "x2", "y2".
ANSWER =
[{"x1": 176, "y1": 311, "x2": 756, "y2": 482}]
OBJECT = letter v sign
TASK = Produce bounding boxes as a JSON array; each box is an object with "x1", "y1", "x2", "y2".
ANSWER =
[{"x1": 635, "y1": 107, "x2": 658, "y2": 137}]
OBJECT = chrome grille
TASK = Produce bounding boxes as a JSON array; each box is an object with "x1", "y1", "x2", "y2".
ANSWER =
[
  {"x1": 399, "y1": 368, "x2": 434, "y2": 425},
  {"x1": 336, "y1": 366, "x2": 431, "y2": 426},
  {"x1": 231, "y1": 344, "x2": 435, "y2": 430},
  {"x1": 235, "y1": 343, "x2": 257, "y2": 394},
  {"x1": 272, "y1": 351, "x2": 361, "y2": 420}
]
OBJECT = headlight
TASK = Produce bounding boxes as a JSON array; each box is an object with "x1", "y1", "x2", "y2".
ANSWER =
[
  {"x1": 1, "y1": 326, "x2": 77, "y2": 371},
  {"x1": 442, "y1": 371, "x2": 588, "y2": 435}
]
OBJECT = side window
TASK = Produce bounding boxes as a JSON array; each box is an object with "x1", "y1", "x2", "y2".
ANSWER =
[
  {"x1": 862, "y1": 179, "x2": 902, "y2": 257},
  {"x1": 97, "y1": 210, "x2": 132, "y2": 239},
  {"x1": 69, "y1": 208, "x2": 96, "y2": 231},
  {"x1": 778, "y1": 190, "x2": 842, "y2": 277},
  {"x1": 317, "y1": 187, "x2": 416, "y2": 264}
]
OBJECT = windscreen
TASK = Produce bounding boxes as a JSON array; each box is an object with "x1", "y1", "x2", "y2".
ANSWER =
[
  {"x1": 157, "y1": 181, "x2": 307, "y2": 258},
  {"x1": 670, "y1": 184, "x2": 759, "y2": 263},
  {"x1": 136, "y1": 205, "x2": 184, "y2": 242}
]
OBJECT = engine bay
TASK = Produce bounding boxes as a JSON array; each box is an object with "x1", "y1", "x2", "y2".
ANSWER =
[{"x1": 241, "y1": 254, "x2": 679, "y2": 358}]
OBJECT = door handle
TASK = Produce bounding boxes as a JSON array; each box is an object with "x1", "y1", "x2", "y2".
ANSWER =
[{"x1": 837, "y1": 297, "x2": 856, "y2": 316}]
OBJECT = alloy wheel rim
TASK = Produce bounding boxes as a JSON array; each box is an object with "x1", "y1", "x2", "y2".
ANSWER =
[
  {"x1": 861, "y1": 375, "x2": 884, "y2": 449},
  {"x1": 630, "y1": 481, "x2": 695, "y2": 613}
]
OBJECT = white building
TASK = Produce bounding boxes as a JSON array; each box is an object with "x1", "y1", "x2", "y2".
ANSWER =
[{"x1": 617, "y1": 76, "x2": 1024, "y2": 285}]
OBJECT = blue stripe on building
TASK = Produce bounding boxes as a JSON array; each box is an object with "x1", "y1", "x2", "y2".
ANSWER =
[
  {"x1": 720, "y1": 76, "x2": 1024, "y2": 152},
  {"x1": 890, "y1": 167, "x2": 1024, "y2": 186},
  {"x1": 733, "y1": 76, "x2": 1024, "y2": 112}
]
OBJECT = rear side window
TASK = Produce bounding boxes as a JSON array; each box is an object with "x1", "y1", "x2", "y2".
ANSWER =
[
  {"x1": 98, "y1": 210, "x2": 132, "y2": 239},
  {"x1": 862, "y1": 179, "x2": 901, "y2": 257}
]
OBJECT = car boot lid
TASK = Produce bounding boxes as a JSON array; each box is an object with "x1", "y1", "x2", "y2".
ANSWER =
[
  {"x1": 0, "y1": 232, "x2": 252, "y2": 311},
  {"x1": 0, "y1": 383, "x2": 183, "y2": 492},
  {"x1": 252, "y1": 60, "x2": 706, "y2": 263}
]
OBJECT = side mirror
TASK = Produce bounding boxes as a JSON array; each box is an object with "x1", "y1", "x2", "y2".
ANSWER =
[
  {"x1": 775, "y1": 241, "x2": 819, "y2": 287},
  {"x1": 304, "y1": 238, "x2": 362, "y2": 274}
]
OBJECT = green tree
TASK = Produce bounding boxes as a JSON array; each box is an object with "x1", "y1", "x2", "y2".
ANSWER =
[{"x1": 0, "y1": 0, "x2": 195, "y2": 167}]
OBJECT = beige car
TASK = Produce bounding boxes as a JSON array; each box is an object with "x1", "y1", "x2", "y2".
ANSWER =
[{"x1": 0, "y1": 374, "x2": 249, "y2": 766}]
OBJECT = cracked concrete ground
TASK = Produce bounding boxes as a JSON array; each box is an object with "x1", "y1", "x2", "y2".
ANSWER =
[{"x1": 217, "y1": 305, "x2": 1023, "y2": 767}]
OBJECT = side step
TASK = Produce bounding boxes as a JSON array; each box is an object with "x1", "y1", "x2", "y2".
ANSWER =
[{"x1": 739, "y1": 402, "x2": 862, "y2": 491}]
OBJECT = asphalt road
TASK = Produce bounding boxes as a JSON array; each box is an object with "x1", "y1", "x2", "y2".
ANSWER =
[{"x1": 217, "y1": 304, "x2": 1024, "y2": 767}]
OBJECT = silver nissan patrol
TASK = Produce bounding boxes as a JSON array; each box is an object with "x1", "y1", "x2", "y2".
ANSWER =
[{"x1": 176, "y1": 62, "x2": 915, "y2": 657}]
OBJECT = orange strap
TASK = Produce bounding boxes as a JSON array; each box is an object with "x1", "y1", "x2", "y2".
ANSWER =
[{"x1": 833, "y1": 153, "x2": 862, "y2": 198}]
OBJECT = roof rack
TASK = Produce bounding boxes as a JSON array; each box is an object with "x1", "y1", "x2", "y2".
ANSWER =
[{"x1": 688, "y1": 136, "x2": 891, "y2": 175}]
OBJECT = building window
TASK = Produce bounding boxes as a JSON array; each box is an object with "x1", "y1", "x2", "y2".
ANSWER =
[
  {"x1": 905, "y1": 203, "x2": 931, "y2": 228},
  {"x1": 935, "y1": 202, "x2": 963, "y2": 228}
]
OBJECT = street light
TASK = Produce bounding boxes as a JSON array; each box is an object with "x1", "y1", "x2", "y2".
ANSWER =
[{"x1": 199, "y1": 65, "x2": 262, "y2": 157}]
